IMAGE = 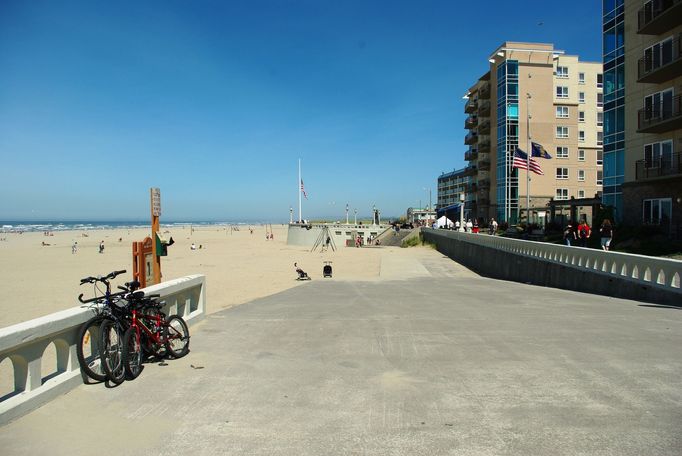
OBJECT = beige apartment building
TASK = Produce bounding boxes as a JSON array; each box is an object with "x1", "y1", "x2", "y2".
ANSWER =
[
  {"x1": 464, "y1": 42, "x2": 603, "y2": 225},
  {"x1": 616, "y1": 0, "x2": 681, "y2": 237}
]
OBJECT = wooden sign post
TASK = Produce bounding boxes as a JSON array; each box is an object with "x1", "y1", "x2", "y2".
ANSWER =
[{"x1": 151, "y1": 187, "x2": 161, "y2": 285}]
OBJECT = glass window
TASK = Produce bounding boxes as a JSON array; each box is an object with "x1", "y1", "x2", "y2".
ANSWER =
[
  {"x1": 556, "y1": 66, "x2": 569, "y2": 78},
  {"x1": 556, "y1": 146, "x2": 569, "y2": 158},
  {"x1": 579, "y1": 111, "x2": 585, "y2": 122},
  {"x1": 579, "y1": 72, "x2": 585, "y2": 84},
  {"x1": 644, "y1": 140, "x2": 673, "y2": 168},
  {"x1": 597, "y1": 73, "x2": 603, "y2": 88},
  {"x1": 556, "y1": 86, "x2": 569, "y2": 98},
  {"x1": 507, "y1": 103, "x2": 519, "y2": 118},
  {"x1": 556, "y1": 168, "x2": 569, "y2": 179},
  {"x1": 597, "y1": 93, "x2": 603, "y2": 107},
  {"x1": 597, "y1": 132, "x2": 603, "y2": 145},
  {"x1": 578, "y1": 170, "x2": 585, "y2": 181},
  {"x1": 578, "y1": 189, "x2": 585, "y2": 198},
  {"x1": 579, "y1": 130, "x2": 585, "y2": 142},
  {"x1": 578, "y1": 149, "x2": 586, "y2": 161},
  {"x1": 597, "y1": 112, "x2": 603, "y2": 126},
  {"x1": 556, "y1": 126, "x2": 569, "y2": 138},
  {"x1": 597, "y1": 170, "x2": 603, "y2": 186},
  {"x1": 556, "y1": 106, "x2": 569, "y2": 118},
  {"x1": 643, "y1": 198, "x2": 672, "y2": 226},
  {"x1": 597, "y1": 149, "x2": 603, "y2": 165},
  {"x1": 556, "y1": 188, "x2": 569, "y2": 200},
  {"x1": 579, "y1": 92, "x2": 585, "y2": 103}
]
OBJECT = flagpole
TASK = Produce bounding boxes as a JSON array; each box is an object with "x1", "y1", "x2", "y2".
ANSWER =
[
  {"x1": 526, "y1": 93, "x2": 532, "y2": 225},
  {"x1": 298, "y1": 158, "x2": 302, "y2": 223}
]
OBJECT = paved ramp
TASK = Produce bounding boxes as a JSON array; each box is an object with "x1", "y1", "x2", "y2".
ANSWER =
[{"x1": 2, "y1": 251, "x2": 682, "y2": 455}]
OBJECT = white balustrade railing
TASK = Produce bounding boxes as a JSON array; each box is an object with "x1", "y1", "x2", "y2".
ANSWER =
[
  {"x1": 0, "y1": 274, "x2": 206, "y2": 425},
  {"x1": 425, "y1": 229, "x2": 682, "y2": 291}
]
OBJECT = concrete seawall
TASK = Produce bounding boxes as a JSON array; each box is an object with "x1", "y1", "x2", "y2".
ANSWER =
[{"x1": 423, "y1": 228, "x2": 682, "y2": 306}]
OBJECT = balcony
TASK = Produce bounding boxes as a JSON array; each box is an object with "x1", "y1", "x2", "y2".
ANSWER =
[
  {"x1": 465, "y1": 98, "x2": 478, "y2": 113},
  {"x1": 465, "y1": 132, "x2": 479, "y2": 145},
  {"x1": 478, "y1": 158, "x2": 491, "y2": 171},
  {"x1": 636, "y1": 152, "x2": 682, "y2": 180},
  {"x1": 463, "y1": 165, "x2": 477, "y2": 177},
  {"x1": 478, "y1": 140, "x2": 491, "y2": 154},
  {"x1": 477, "y1": 196, "x2": 490, "y2": 206},
  {"x1": 638, "y1": 0, "x2": 682, "y2": 34},
  {"x1": 638, "y1": 35, "x2": 682, "y2": 83},
  {"x1": 465, "y1": 148, "x2": 479, "y2": 161},
  {"x1": 467, "y1": 183, "x2": 478, "y2": 194},
  {"x1": 465, "y1": 115, "x2": 478, "y2": 129},
  {"x1": 478, "y1": 120, "x2": 490, "y2": 135},
  {"x1": 479, "y1": 82, "x2": 491, "y2": 100},
  {"x1": 478, "y1": 178, "x2": 490, "y2": 189},
  {"x1": 478, "y1": 100, "x2": 491, "y2": 116},
  {"x1": 637, "y1": 94, "x2": 682, "y2": 133}
]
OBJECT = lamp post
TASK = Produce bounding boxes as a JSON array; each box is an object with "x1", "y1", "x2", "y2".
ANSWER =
[
  {"x1": 289, "y1": 206, "x2": 293, "y2": 224},
  {"x1": 346, "y1": 204, "x2": 349, "y2": 224},
  {"x1": 354, "y1": 208, "x2": 357, "y2": 225},
  {"x1": 459, "y1": 193, "x2": 465, "y2": 232},
  {"x1": 372, "y1": 205, "x2": 377, "y2": 225}
]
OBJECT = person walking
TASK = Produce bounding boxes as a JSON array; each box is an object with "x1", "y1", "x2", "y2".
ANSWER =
[
  {"x1": 72, "y1": 241, "x2": 78, "y2": 254},
  {"x1": 563, "y1": 223, "x2": 576, "y2": 246},
  {"x1": 99, "y1": 240, "x2": 104, "y2": 254},
  {"x1": 600, "y1": 219, "x2": 614, "y2": 251},
  {"x1": 490, "y1": 218, "x2": 498, "y2": 235},
  {"x1": 577, "y1": 220, "x2": 591, "y2": 247}
]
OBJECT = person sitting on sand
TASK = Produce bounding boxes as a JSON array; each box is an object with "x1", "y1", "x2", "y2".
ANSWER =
[
  {"x1": 191, "y1": 243, "x2": 196, "y2": 250},
  {"x1": 42, "y1": 241, "x2": 50, "y2": 246}
]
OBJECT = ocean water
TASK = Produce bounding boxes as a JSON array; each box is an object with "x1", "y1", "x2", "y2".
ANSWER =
[{"x1": 0, "y1": 221, "x2": 266, "y2": 233}]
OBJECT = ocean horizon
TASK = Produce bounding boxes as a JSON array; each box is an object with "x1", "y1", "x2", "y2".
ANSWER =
[{"x1": 0, "y1": 220, "x2": 288, "y2": 233}]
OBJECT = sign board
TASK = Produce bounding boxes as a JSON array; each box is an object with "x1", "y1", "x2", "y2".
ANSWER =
[{"x1": 151, "y1": 188, "x2": 161, "y2": 217}]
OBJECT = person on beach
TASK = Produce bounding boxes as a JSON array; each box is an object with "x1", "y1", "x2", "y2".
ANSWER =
[
  {"x1": 563, "y1": 223, "x2": 576, "y2": 246},
  {"x1": 600, "y1": 219, "x2": 613, "y2": 251},
  {"x1": 191, "y1": 243, "x2": 196, "y2": 250},
  {"x1": 98, "y1": 240, "x2": 104, "y2": 253},
  {"x1": 72, "y1": 241, "x2": 78, "y2": 254}
]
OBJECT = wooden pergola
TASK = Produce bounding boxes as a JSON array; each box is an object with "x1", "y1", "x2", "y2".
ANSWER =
[{"x1": 547, "y1": 194, "x2": 602, "y2": 227}]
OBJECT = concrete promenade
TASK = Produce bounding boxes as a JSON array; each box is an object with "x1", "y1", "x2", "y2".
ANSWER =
[{"x1": 1, "y1": 249, "x2": 681, "y2": 455}]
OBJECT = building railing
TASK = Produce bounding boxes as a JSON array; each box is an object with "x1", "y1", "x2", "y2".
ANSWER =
[
  {"x1": 424, "y1": 229, "x2": 682, "y2": 292},
  {"x1": 478, "y1": 178, "x2": 490, "y2": 189},
  {"x1": 638, "y1": 0, "x2": 682, "y2": 34},
  {"x1": 478, "y1": 100, "x2": 491, "y2": 115},
  {"x1": 465, "y1": 99, "x2": 477, "y2": 113},
  {"x1": 0, "y1": 275, "x2": 206, "y2": 424},
  {"x1": 635, "y1": 151, "x2": 682, "y2": 180},
  {"x1": 478, "y1": 140, "x2": 491, "y2": 153},
  {"x1": 465, "y1": 132, "x2": 479, "y2": 145},
  {"x1": 637, "y1": 34, "x2": 682, "y2": 82},
  {"x1": 637, "y1": 94, "x2": 682, "y2": 132},
  {"x1": 465, "y1": 149, "x2": 478, "y2": 161},
  {"x1": 478, "y1": 120, "x2": 490, "y2": 134},
  {"x1": 465, "y1": 115, "x2": 478, "y2": 129}
]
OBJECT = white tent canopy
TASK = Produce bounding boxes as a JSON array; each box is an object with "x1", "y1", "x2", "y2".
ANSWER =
[{"x1": 436, "y1": 215, "x2": 454, "y2": 228}]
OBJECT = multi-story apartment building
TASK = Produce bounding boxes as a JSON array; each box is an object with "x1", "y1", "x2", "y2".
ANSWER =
[
  {"x1": 463, "y1": 42, "x2": 604, "y2": 225},
  {"x1": 436, "y1": 167, "x2": 472, "y2": 220},
  {"x1": 610, "y1": 0, "x2": 681, "y2": 237}
]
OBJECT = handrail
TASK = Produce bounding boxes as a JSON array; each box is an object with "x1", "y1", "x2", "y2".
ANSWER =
[
  {"x1": 0, "y1": 274, "x2": 206, "y2": 425},
  {"x1": 424, "y1": 229, "x2": 682, "y2": 291}
]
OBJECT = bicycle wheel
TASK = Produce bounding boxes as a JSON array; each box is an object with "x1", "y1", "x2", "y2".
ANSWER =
[
  {"x1": 76, "y1": 315, "x2": 107, "y2": 382},
  {"x1": 100, "y1": 319, "x2": 125, "y2": 384},
  {"x1": 139, "y1": 308, "x2": 168, "y2": 359},
  {"x1": 164, "y1": 315, "x2": 190, "y2": 358},
  {"x1": 122, "y1": 326, "x2": 144, "y2": 380}
]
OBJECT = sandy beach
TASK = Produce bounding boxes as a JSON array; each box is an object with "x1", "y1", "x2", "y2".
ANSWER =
[{"x1": 0, "y1": 224, "x2": 384, "y2": 328}]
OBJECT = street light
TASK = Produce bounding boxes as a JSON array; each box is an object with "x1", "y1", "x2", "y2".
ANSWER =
[
  {"x1": 354, "y1": 208, "x2": 357, "y2": 225},
  {"x1": 459, "y1": 193, "x2": 465, "y2": 232},
  {"x1": 346, "y1": 204, "x2": 349, "y2": 224},
  {"x1": 289, "y1": 206, "x2": 293, "y2": 224}
]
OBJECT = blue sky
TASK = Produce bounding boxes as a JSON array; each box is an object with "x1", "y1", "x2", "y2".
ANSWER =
[{"x1": 0, "y1": 0, "x2": 602, "y2": 222}]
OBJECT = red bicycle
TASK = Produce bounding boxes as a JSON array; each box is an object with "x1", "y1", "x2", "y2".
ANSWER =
[{"x1": 122, "y1": 300, "x2": 190, "y2": 380}]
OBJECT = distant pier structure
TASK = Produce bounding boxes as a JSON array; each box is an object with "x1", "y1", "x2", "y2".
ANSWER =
[{"x1": 287, "y1": 222, "x2": 389, "y2": 248}]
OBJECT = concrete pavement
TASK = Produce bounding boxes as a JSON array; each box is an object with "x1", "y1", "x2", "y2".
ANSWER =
[{"x1": 1, "y1": 247, "x2": 681, "y2": 455}]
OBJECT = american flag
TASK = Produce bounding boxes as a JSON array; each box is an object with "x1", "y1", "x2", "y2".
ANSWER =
[
  {"x1": 300, "y1": 179, "x2": 308, "y2": 199},
  {"x1": 513, "y1": 148, "x2": 544, "y2": 175}
]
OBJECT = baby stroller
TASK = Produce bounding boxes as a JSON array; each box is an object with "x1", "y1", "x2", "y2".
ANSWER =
[
  {"x1": 323, "y1": 261, "x2": 332, "y2": 278},
  {"x1": 294, "y1": 262, "x2": 311, "y2": 281}
]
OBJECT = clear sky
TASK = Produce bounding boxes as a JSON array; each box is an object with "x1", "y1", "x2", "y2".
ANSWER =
[{"x1": 0, "y1": 0, "x2": 602, "y2": 222}]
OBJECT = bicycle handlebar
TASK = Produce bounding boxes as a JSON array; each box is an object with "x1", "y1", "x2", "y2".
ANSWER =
[{"x1": 79, "y1": 269, "x2": 127, "y2": 285}]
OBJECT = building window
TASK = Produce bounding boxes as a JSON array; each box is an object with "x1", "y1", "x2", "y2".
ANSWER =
[
  {"x1": 556, "y1": 167, "x2": 569, "y2": 179},
  {"x1": 579, "y1": 72, "x2": 585, "y2": 84},
  {"x1": 597, "y1": 131, "x2": 603, "y2": 146},
  {"x1": 556, "y1": 188, "x2": 569, "y2": 200},
  {"x1": 556, "y1": 146, "x2": 569, "y2": 158},
  {"x1": 579, "y1": 111, "x2": 585, "y2": 122},
  {"x1": 578, "y1": 190, "x2": 585, "y2": 198},
  {"x1": 556, "y1": 126, "x2": 569, "y2": 138},
  {"x1": 579, "y1": 130, "x2": 585, "y2": 142},
  {"x1": 556, "y1": 106, "x2": 569, "y2": 118},
  {"x1": 597, "y1": 170, "x2": 603, "y2": 186},
  {"x1": 644, "y1": 88, "x2": 674, "y2": 120},
  {"x1": 597, "y1": 112, "x2": 603, "y2": 126},
  {"x1": 556, "y1": 66, "x2": 569, "y2": 78},
  {"x1": 643, "y1": 37, "x2": 674, "y2": 75},
  {"x1": 597, "y1": 93, "x2": 603, "y2": 108},
  {"x1": 643, "y1": 198, "x2": 672, "y2": 225},
  {"x1": 556, "y1": 86, "x2": 569, "y2": 99},
  {"x1": 597, "y1": 149, "x2": 603, "y2": 166},
  {"x1": 578, "y1": 169, "x2": 585, "y2": 181},
  {"x1": 597, "y1": 73, "x2": 603, "y2": 88},
  {"x1": 644, "y1": 140, "x2": 673, "y2": 168},
  {"x1": 579, "y1": 92, "x2": 585, "y2": 103},
  {"x1": 578, "y1": 149, "x2": 586, "y2": 161}
]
